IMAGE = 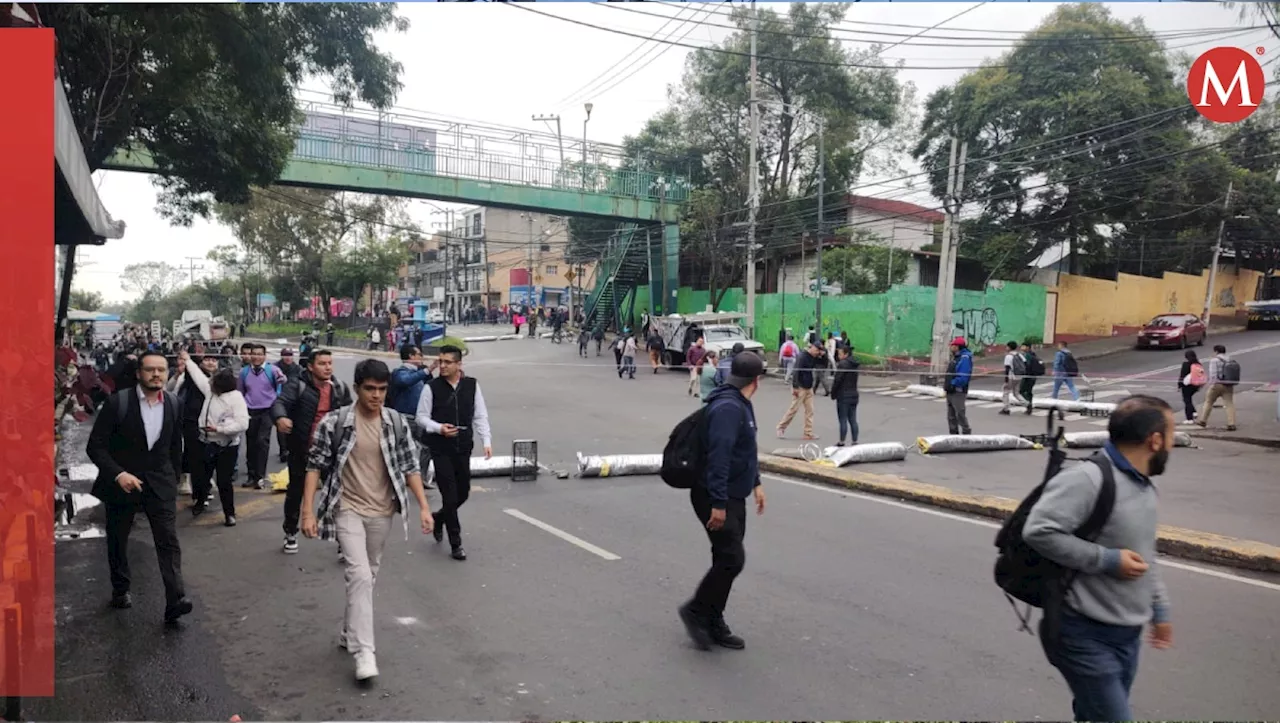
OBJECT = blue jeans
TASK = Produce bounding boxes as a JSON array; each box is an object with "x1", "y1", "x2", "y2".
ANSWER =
[
  {"x1": 1052, "y1": 375, "x2": 1079, "y2": 400},
  {"x1": 1043, "y1": 610, "x2": 1143, "y2": 722},
  {"x1": 836, "y1": 397, "x2": 859, "y2": 443}
]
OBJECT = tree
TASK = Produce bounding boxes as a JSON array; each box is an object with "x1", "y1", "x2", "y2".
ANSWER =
[
  {"x1": 46, "y1": 4, "x2": 408, "y2": 224},
  {"x1": 120, "y1": 261, "x2": 186, "y2": 298},
  {"x1": 70, "y1": 289, "x2": 104, "y2": 311},
  {"x1": 215, "y1": 187, "x2": 420, "y2": 321},
  {"x1": 913, "y1": 5, "x2": 1194, "y2": 276},
  {"x1": 814, "y1": 229, "x2": 908, "y2": 295}
]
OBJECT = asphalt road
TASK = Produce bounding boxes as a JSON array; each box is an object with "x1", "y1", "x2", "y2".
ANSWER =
[{"x1": 43, "y1": 337, "x2": 1280, "y2": 720}]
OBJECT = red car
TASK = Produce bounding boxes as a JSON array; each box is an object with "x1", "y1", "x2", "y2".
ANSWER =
[{"x1": 1136, "y1": 314, "x2": 1207, "y2": 349}]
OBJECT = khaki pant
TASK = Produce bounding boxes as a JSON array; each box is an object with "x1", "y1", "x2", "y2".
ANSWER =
[
  {"x1": 688, "y1": 365, "x2": 699, "y2": 395},
  {"x1": 337, "y1": 508, "x2": 394, "y2": 657},
  {"x1": 778, "y1": 387, "x2": 816, "y2": 438},
  {"x1": 649, "y1": 348, "x2": 662, "y2": 370},
  {"x1": 1196, "y1": 383, "x2": 1237, "y2": 427}
]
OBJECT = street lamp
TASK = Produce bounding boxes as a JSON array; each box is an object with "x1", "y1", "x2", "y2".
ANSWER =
[{"x1": 582, "y1": 102, "x2": 593, "y2": 190}]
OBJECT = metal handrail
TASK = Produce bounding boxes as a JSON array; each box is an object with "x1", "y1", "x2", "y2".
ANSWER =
[{"x1": 584, "y1": 224, "x2": 639, "y2": 322}]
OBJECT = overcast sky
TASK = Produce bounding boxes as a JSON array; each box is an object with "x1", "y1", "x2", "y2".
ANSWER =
[{"x1": 76, "y1": 1, "x2": 1268, "y2": 302}]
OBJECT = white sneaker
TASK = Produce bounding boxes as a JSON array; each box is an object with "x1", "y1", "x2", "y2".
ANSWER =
[
  {"x1": 354, "y1": 651, "x2": 378, "y2": 680},
  {"x1": 178, "y1": 474, "x2": 192, "y2": 496},
  {"x1": 1178, "y1": 420, "x2": 1198, "y2": 426}
]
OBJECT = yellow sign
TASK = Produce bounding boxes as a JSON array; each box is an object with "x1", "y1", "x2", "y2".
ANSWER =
[{"x1": 564, "y1": 269, "x2": 576, "y2": 282}]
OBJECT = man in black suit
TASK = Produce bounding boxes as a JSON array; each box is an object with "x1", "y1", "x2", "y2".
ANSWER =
[{"x1": 86, "y1": 350, "x2": 194, "y2": 624}]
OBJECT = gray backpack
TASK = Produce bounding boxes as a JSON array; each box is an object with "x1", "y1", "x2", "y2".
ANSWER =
[{"x1": 1219, "y1": 359, "x2": 1241, "y2": 385}]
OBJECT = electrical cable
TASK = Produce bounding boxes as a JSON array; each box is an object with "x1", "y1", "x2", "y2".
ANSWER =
[{"x1": 555, "y1": 2, "x2": 697, "y2": 108}]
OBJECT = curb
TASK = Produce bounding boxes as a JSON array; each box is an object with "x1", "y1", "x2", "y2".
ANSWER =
[
  {"x1": 1186, "y1": 430, "x2": 1280, "y2": 449},
  {"x1": 758, "y1": 454, "x2": 1280, "y2": 573}
]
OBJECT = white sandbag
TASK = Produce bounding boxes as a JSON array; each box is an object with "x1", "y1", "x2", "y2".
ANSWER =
[
  {"x1": 1029, "y1": 397, "x2": 1116, "y2": 414},
  {"x1": 917, "y1": 434, "x2": 1042, "y2": 454},
  {"x1": 575, "y1": 452, "x2": 664, "y2": 478},
  {"x1": 1063, "y1": 431, "x2": 1192, "y2": 449},
  {"x1": 426, "y1": 455, "x2": 536, "y2": 479},
  {"x1": 823, "y1": 442, "x2": 909, "y2": 466},
  {"x1": 906, "y1": 384, "x2": 946, "y2": 397},
  {"x1": 770, "y1": 443, "x2": 824, "y2": 461},
  {"x1": 965, "y1": 389, "x2": 1005, "y2": 402}
]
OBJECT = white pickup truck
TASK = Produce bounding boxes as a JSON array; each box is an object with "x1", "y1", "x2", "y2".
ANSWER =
[{"x1": 651, "y1": 312, "x2": 767, "y2": 368}]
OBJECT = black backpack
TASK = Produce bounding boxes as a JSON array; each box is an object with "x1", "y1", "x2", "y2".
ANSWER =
[
  {"x1": 993, "y1": 441, "x2": 1115, "y2": 638},
  {"x1": 661, "y1": 405, "x2": 713, "y2": 489},
  {"x1": 1061, "y1": 353, "x2": 1079, "y2": 378},
  {"x1": 1025, "y1": 351, "x2": 1046, "y2": 378},
  {"x1": 1220, "y1": 358, "x2": 1241, "y2": 385}
]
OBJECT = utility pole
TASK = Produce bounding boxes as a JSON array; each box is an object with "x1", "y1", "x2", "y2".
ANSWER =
[
  {"x1": 815, "y1": 116, "x2": 826, "y2": 340},
  {"x1": 532, "y1": 113, "x2": 564, "y2": 166},
  {"x1": 582, "y1": 104, "x2": 594, "y2": 190},
  {"x1": 930, "y1": 136, "x2": 962, "y2": 377},
  {"x1": 745, "y1": 0, "x2": 760, "y2": 338},
  {"x1": 184, "y1": 256, "x2": 204, "y2": 286},
  {"x1": 1202, "y1": 179, "x2": 1234, "y2": 334},
  {"x1": 525, "y1": 212, "x2": 535, "y2": 308}
]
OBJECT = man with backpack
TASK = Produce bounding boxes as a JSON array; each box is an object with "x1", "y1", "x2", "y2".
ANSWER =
[
  {"x1": 1019, "y1": 395, "x2": 1175, "y2": 721},
  {"x1": 1017, "y1": 342, "x2": 1045, "y2": 416},
  {"x1": 676, "y1": 351, "x2": 766, "y2": 652},
  {"x1": 1052, "y1": 341, "x2": 1081, "y2": 402},
  {"x1": 300, "y1": 359, "x2": 434, "y2": 682},
  {"x1": 238, "y1": 343, "x2": 288, "y2": 490},
  {"x1": 272, "y1": 349, "x2": 353, "y2": 554},
  {"x1": 1195, "y1": 344, "x2": 1239, "y2": 431},
  {"x1": 1000, "y1": 340, "x2": 1023, "y2": 415}
]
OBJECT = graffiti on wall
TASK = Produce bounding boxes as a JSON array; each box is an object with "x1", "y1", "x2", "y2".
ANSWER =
[
  {"x1": 954, "y1": 307, "x2": 1000, "y2": 348},
  {"x1": 1217, "y1": 287, "x2": 1236, "y2": 308}
]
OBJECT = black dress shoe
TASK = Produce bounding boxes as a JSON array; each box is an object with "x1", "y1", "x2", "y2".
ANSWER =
[
  {"x1": 191, "y1": 503, "x2": 206, "y2": 517},
  {"x1": 433, "y1": 521, "x2": 444, "y2": 544},
  {"x1": 450, "y1": 546, "x2": 467, "y2": 561},
  {"x1": 677, "y1": 601, "x2": 712, "y2": 651},
  {"x1": 709, "y1": 616, "x2": 745, "y2": 650},
  {"x1": 224, "y1": 516, "x2": 237, "y2": 527},
  {"x1": 164, "y1": 597, "x2": 194, "y2": 623},
  {"x1": 110, "y1": 592, "x2": 132, "y2": 609}
]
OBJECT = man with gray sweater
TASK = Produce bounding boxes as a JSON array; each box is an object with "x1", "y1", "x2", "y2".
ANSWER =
[{"x1": 1023, "y1": 394, "x2": 1175, "y2": 722}]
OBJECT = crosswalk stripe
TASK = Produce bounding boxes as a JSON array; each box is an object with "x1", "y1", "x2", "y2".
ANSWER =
[
  {"x1": 1089, "y1": 419, "x2": 1110, "y2": 427},
  {"x1": 978, "y1": 402, "x2": 1005, "y2": 409},
  {"x1": 932, "y1": 397, "x2": 947, "y2": 403},
  {"x1": 876, "y1": 389, "x2": 899, "y2": 396},
  {"x1": 1063, "y1": 413, "x2": 1085, "y2": 422},
  {"x1": 863, "y1": 387, "x2": 893, "y2": 394},
  {"x1": 892, "y1": 392, "x2": 918, "y2": 398}
]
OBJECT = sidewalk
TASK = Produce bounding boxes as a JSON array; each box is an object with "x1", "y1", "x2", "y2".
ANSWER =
[
  {"x1": 1190, "y1": 383, "x2": 1280, "y2": 448},
  {"x1": 749, "y1": 372, "x2": 1280, "y2": 555}
]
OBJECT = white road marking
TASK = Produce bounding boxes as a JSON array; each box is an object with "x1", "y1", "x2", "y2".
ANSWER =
[
  {"x1": 1089, "y1": 419, "x2": 1110, "y2": 427},
  {"x1": 502, "y1": 508, "x2": 621, "y2": 561},
  {"x1": 892, "y1": 392, "x2": 918, "y2": 398},
  {"x1": 932, "y1": 397, "x2": 947, "y2": 404},
  {"x1": 1091, "y1": 389, "x2": 1132, "y2": 400},
  {"x1": 876, "y1": 389, "x2": 899, "y2": 396},
  {"x1": 978, "y1": 402, "x2": 1005, "y2": 409},
  {"x1": 760, "y1": 473, "x2": 1280, "y2": 593}
]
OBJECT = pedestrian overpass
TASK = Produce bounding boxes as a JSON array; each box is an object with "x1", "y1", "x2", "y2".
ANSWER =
[{"x1": 101, "y1": 97, "x2": 688, "y2": 319}]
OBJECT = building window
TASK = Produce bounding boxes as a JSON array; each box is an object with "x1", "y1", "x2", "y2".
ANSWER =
[
  {"x1": 471, "y1": 213, "x2": 482, "y2": 237},
  {"x1": 545, "y1": 265, "x2": 558, "y2": 275},
  {"x1": 487, "y1": 263, "x2": 495, "y2": 276},
  {"x1": 540, "y1": 244, "x2": 551, "y2": 253}
]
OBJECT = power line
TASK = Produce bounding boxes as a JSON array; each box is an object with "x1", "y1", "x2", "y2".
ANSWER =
[{"x1": 504, "y1": 3, "x2": 1009, "y2": 71}]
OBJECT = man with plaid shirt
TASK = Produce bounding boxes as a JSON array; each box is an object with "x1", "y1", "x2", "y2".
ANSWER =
[{"x1": 301, "y1": 359, "x2": 434, "y2": 683}]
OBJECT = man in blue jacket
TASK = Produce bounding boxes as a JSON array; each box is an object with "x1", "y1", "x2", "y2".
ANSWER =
[
  {"x1": 389, "y1": 345, "x2": 437, "y2": 489},
  {"x1": 678, "y1": 352, "x2": 767, "y2": 652},
  {"x1": 944, "y1": 336, "x2": 973, "y2": 435}
]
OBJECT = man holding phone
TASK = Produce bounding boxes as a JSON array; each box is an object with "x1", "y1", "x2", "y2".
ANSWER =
[{"x1": 415, "y1": 345, "x2": 492, "y2": 561}]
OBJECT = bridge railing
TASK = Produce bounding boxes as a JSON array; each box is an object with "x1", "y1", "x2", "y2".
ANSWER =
[{"x1": 294, "y1": 132, "x2": 689, "y2": 204}]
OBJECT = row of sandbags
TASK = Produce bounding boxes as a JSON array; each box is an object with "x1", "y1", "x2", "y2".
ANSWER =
[{"x1": 905, "y1": 384, "x2": 1118, "y2": 416}]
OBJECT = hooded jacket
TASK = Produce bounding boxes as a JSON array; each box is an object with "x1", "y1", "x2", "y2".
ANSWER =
[
  {"x1": 270, "y1": 370, "x2": 353, "y2": 448},
  {"x1": 701, "y1": 385, "x2": 761, "y2": 508},
  {"x1": 389, "y1": 364, "x2": 431, "y2": 416},
  {"x1": 944, "y1": 348, "x2": 973, "y2": 392}
]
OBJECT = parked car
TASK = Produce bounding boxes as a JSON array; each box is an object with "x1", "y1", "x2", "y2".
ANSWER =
[
  {"x1": 1136, "y1": 313, "x2": 1206, "y2": 349},
  {"x1": 425, "y1": 308, "x2": 445, "y2": 324}
]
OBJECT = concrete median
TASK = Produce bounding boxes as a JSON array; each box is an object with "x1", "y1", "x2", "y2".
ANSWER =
[{"x1": 759, "y1": 454, "x2": 1280, "y2": 573}]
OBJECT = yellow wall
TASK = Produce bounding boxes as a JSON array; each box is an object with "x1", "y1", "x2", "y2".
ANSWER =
[{"x1": 1053, "y1": 266, "x2": 1271, "y2": 337}]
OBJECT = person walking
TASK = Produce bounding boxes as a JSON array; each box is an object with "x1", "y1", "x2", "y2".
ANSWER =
[
  {"x1": 389, "y1": 345, "x2": 437, "y2": 490},
  {"x1": 166, "y1": 352, "x2": 219, "y2": 503},
  {"x1": 646, "y1": 328, "x2": 666, "y2": 373},
  {"x1": 698, "y1": 350, "x2": 719, "y2": 403},
  {"x1": 1176, "y1": 349, "x2": 1207, "y2": 426},
  {"x1": 176, "y1": 351, "x2": 249, "y2": 525},
  {"x1": 678, "y1": 351, "x2": 766, "y2": 651},
  {"x1": 85, "y1": 351, "x2": 194, "y2": 624},
  {"x1": 999, "y1": 341, "x2": 1022, "y2": 415},
  {"x1": 620, "y1": 333, "x2": 638, "y2": 380},
  {"x1": 1018, "y1": 342, "x2": 1042, "y2": 416},
  {"x1": 778, "y1": 334, "x2": 799, "y2": 383},
  {"x1": 829, "y1": 344, "x2": 860, "y2": 446},
  {"x1": 944, "y1": 337, "x2": 973, "y2": 435},
  {"x1": 1195, "y1": 344, "x2": 1239, "y2": 431},
  {"x1": 238, "y1": 344, "x2": 287, "y2": 490},
  {"x1": 1052, "y1": 341, "x2": 1081, "y2": 402},
  {"x1": 776, "y1": 341, "x2": 822, "y2": 440},
  {"x1": 611, "y1": 331, "x2": 625, "y2": 374},
  {"x1": 685, "y1": 336, "x2": 706, "y2": 395},
  {"x1": 414, "y1": 345, "x2": 493, "y2": 561},
  {"x1": 273, "y1": 349, "x2": 353, "y2": 554},
  {"x1": 301, "y1": 359, "x2": 434, "y2": 682},
  {"x1": 1023, "y1": 395, "x2": 1175, "y2": 721},
  {"x1": 276, "y1": 349, "x2": 305, "y2": 464}
]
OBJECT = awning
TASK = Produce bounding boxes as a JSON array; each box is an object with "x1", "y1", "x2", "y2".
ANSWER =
[{"x1": 54, "y1": 76, "x2": 125, "y2": 242}]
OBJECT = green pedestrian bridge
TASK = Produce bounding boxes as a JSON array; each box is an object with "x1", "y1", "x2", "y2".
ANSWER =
[{"x1": 101, "y1": 97, "x2": 689, "y2": 326}]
